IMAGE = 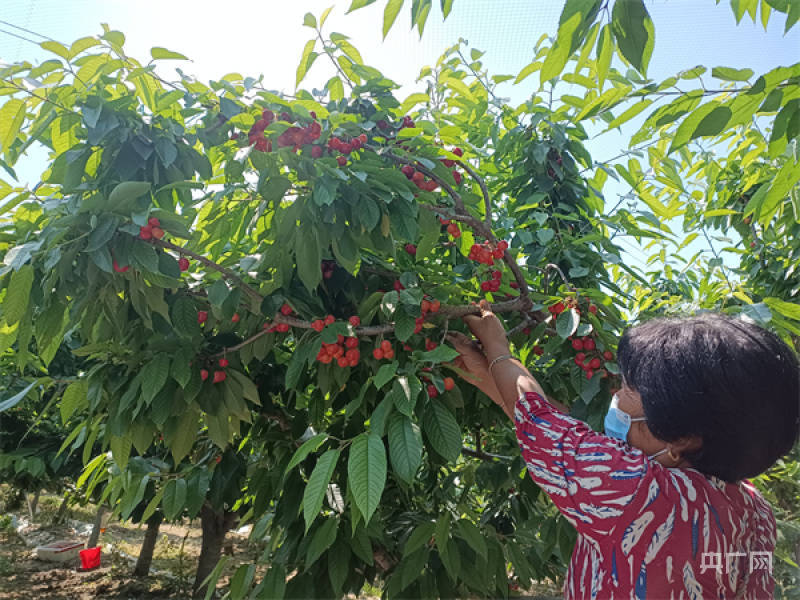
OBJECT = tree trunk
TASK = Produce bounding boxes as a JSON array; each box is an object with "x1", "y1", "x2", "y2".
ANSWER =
[
  {"x1": 27, "y1": 489, "x2": 40, "y2": 520},
  {"x1": 133, "y1": 511, "x2": 163, "y2": 577},
  {"x1": 87, "y1": 504, "x2": 106, "y2": 548},
  {"x1": 53, "y1": 492, "x2": 71, "y2": 525},
  {"x1": 193, "y1": 504, "x2": 237, "y2": 599}
]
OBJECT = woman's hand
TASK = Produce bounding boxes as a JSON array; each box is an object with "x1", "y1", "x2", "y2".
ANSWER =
[
  {"x1": 462, "y1": 300, "x2": 510, "y2": 359},
  {"x1": 445, "y1": 331, "x2": 504, "y2": 406}
]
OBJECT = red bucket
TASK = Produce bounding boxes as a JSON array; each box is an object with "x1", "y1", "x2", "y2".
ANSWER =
[{"x1": 79, "y1": 546, "x2": 101, "y2": 570}]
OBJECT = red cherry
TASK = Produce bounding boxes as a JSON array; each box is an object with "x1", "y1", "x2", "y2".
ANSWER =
[
  {"x1": 583, "y1": 339, "x2": 596, "y2": 351},
  {"x1": 585, "y1": 369, "x2": 594, "y2": 380},
  {"x1": 523, "y1": 327, "x2": 531, "y2": 335},
  {"x1": 178, "y1": 257, "x2": 190, "y2": 271},
  {"x1": 358, "y1": 134, "x2": 367, "y2": 144},
  {"x1": 200, "y1": 369, "x2": 209, "y2": 381},
  {"x1": 312, "y1": 320, "x2": 325, "y2": 332},
  {"x1": 452, "y1": 147, "x2": 463, "y2": 157},
  {"x1": 425, "y1": 339, "x2": 437, "y2": 351},
  {"x1": 427, "y1": 384, "x2": 438, "y2": 398},
  {"x1": 571, "y1": 339, "x2": 584, "y2": 351},
  {"x1": 589, "y1": 357, "x2": 602, "y2": 369},
  {"x1": 280, "y1": 303, "x2": 293, "y2": 316},
  {"x1": 345, "y1": 337, "x2": 359, "y2": 349},
  {"x1": 603, "y1": 351, "x2": 614, "y2": 361},
  {"x1": 373, "y1": 348, "x2": 384, "y2": 360},
  {"x1": 383, "y1": 348, "x2": 395, "y2": 360},
  {"x1": 148, "y1": 217, "x2": 160, "y2": 228},
  {"x1": 447, "y1": 223, "x2": 461, "y2": 238},
  {"x1": 349, "y1": 316, "x2": 361, "y2": 327},
  {"x1": 219, "y1": 358, "x2": 229, "y2": 368},
  {"x1": 430, "y1": 300, "x2": 441, "y2": 313},
  {"x1": 276, "y1": 323, "x2": 290, "y2": 332},
  {"x1": 444, "y1": 377, "x2": 455, "y2": 391},
  {"x1": 380, "y1": 340, "x2": 392, "y2": 353},
  {"x1": 213, "y1": 371, "x2": 227, "y2": 383},
  {"x1": 394, "y1": 280, "x2": 405, "y2": 291},
  {"x1": 452, "y1": 171, "x2": 462, "y2": 185},
  {"x1": 588, "y1": 304, "x2": 598, "y2": 314},
  {"x1": 405, "y1": 243, "x2": 417, "y2": 255},
  {"x1": 576, "y1": 352, "x2": 586, "y2": 362},
  {"x1": 337, "y1": 155, "x2": 347, "y2": 166},
  {"x1": 324, "y1": 314, "x2": 336, "y2": 325},
  {"x1": 491, "y1": 270, "x2": 502, "y2": 281},
  {"x1": 231, "y1": 313, "x2": 240, "y2": 323},
  {"x1": 150, "y1": 227, "x2": 165, "y2": 240},
  {"x1": 480, "y1": 281, "x2": 491, "y2": 292},
  {"x1": 401, "y1": 165, "x2": 415, "y2": 179},
  {"x1": 311, "y1": 145, "x2": 323, "y2": 158},
  {"x1": 139, "y1": 226, "x2": 153, "y2": 240},
  {"x1": 510, "y1": 281, "x2": 519, "y2": 289},
  {"x1": 533, "y1": 345, "x2": 544, "y2": 356},
  {"x1": 412, "y1": 171, "x2": 425, "y2": 185},
  {"x1": 337, "y1": 356, "x2": 349, "y2": 368},
  {"x1": 198, "y1": 311, "x2": 208, "y2": 324},
  {"x1": 497, "y1": 240, "x2": 509, "y2": 251}
]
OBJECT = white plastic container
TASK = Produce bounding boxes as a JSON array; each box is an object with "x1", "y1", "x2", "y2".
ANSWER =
[{"x1": 34, "y1": 540, "x2": 84, "y2": 563}]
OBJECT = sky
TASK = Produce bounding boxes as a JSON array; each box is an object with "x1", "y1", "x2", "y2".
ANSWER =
[{"x1": 1, "y1": 0, "x2": 798, "y2": 271}]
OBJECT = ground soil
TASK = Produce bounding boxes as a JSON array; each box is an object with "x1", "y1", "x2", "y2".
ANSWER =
[{"x1": 0, "y1": 492, "x2": 561, "y2": 599}]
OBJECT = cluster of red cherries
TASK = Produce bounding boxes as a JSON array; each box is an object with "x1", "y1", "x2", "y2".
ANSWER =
[
  {"x1": 440, "y1": 217, "x2": 461, "y2": 239},
  {"x1": 469, "y1": 240, "x2": 507, "y2": 266},
  {"x1": 328, "y1": 133, "x2": 368, "y2": 166},
  {"x1": 571, "y1": 335, "x2": 614, "y2": 380}
]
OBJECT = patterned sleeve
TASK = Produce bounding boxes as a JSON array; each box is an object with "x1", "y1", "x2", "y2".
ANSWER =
[{"x1": 514, "y1": 391, "x2": 651, "y2": 539}]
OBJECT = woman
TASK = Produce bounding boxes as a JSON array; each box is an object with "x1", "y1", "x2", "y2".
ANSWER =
[{"x1": 447, "y1": 301, "x2": 799, "y2": 599}]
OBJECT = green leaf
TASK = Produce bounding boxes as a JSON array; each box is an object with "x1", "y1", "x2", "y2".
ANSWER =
[
  {"x1": 0, "y1": 99, "x2": 26, "y2": 156},
  {"x1": 285, "y1": 433, "x2": 328, "y2": 477},
  {"x1": 374, "y1": 362, "x2": 399, "y2": 389},
  {"x1": 0, "y1": 380, "x2": 38, "y2": 413},
  {"x1": 390, "y1": 375, "x2": 420, "y2": 417},
  {"x1": 109, "y1": 181, "x2": 151, "y2": 211},
  {"x1": 150, "y1": 47, "x2": 189, "y2": 61},
  {"x1": 4, "y1": 265, "x2": 34, "y2": 325},
  {"x1": 456, "y1": 519, "x2": 487, "y2": 561},
  {"x1": 403, "y1": 521, "x2": 435, "y2": 557},
  {"x1": 347, "y1": 0, "x2": 377, "y2": 11},
  {"x1": 162, "y1": 478, "x2": 188, "y2": 520},
  {"x1": 711, "y1": 66, "x2": 754, "y2": 81},
  {"x1": 171, "y1": 297, "x2": 201, "y2": 338},
  {"x1": 556, "y1": 308, "x2": 580, "y2": 339},
  {"x1": 206, "y1": 279, "x2": 230, "y2": 307},
  {"x1": 418, "y1": 345, "x2": 460, "y2": 364},
  {"x1": 765, "y1": 297, "x2": 800, "y2": 321},
  {"x1": 758, "y1": 158, "x2": 800, "y2": 225},
  {"x1": 306, "y1": 518, "x2": 338, "y2": 567},
  {"x1": 296, "y1": 39, "x2": 318, "y2": 88},
  {"x1": 611, "y1": 0, "x2": 655, "y2": 74},
  {"x1": 383, "y1": 0, "x2": 405, "y2": 38},
  {"x1": 39, "y1": 41, "x2": 70, "y2": 59},
  {"x1": 132, "y1": 241, "x2": 159, "y2": 272},
  {"x1": 423, "y1": 400, "x2": 461, "y2": 462},
  {"x1": 596, "y1": 25, "x2": 613, "y2": 88},
  {"x1": 295, "y1": 225, "x2": 322, "y2": 292},
  {"x1": 60, "y1": 380, "x2": 88, "y2": 423},
  {"x1": 141, "y1": 354, "x2": 171, "y2": 404},
  {"x1": 304, "y1": 449, "x2": 340, "y2": 531},
  {"x1": 255, "y1": 565, "x2": 286, "y2": 600},
  {"x1": 86, "y1": 215, "x2": 120, "y2": 252},
  {"x1": 347, "y1": 433, "x2": 387, "y2": 524},
  {"x1": 303, "y1": 12, "x2": 317, "y2": 27},
  {"x1": 387, "y1": 413, "x2": 423, "y2": 483}
]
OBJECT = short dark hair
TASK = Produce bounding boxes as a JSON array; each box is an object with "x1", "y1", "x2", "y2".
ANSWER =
[{"x1": 617, "y1": 311, "x2": 800, "y2": 482}]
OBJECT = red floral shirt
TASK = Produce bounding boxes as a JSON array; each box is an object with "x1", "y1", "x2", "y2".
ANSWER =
[{"x1": 514, "y1": 392, "x2": 776, "y2": 599}]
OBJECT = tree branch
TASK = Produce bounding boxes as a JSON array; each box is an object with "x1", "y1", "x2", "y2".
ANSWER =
[{"x1": 150, "y1": 238, "x2": 262, "y2": 305}]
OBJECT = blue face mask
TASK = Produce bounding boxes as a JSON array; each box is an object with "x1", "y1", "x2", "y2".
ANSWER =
[{"x1": 604, "y1": 394, "x2": 668, "y2": 460}]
